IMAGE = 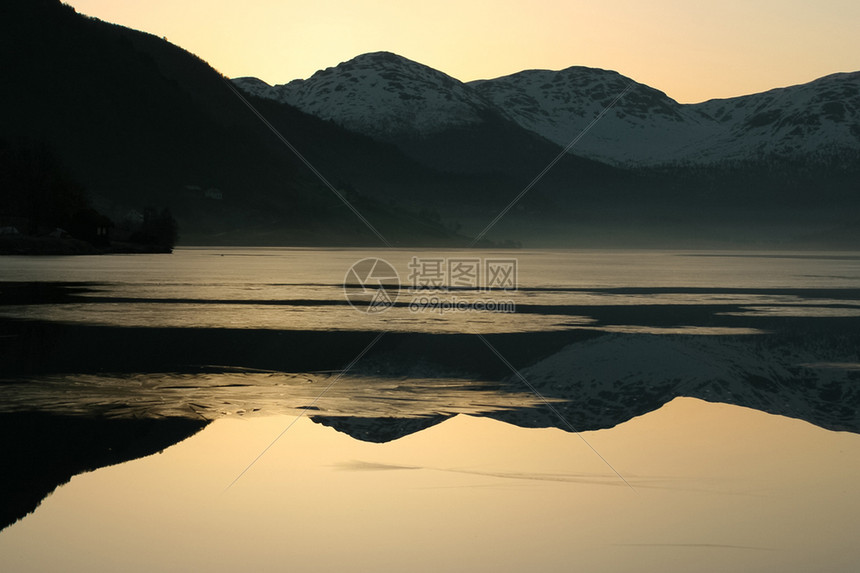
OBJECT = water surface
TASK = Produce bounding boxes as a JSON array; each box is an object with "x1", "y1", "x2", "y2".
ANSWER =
[{"x1": 1, "y1": 248, "x2": 859, "y2": 571}]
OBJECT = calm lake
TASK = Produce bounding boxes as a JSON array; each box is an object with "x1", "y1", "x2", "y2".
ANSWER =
[{"x1": 1, "y1": 248, "x2": 859, "y2": 572}]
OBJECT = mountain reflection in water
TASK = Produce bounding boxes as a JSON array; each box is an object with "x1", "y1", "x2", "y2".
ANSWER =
[
  {"x1": 1, "y1": 399, "x2": 859, "y2": 573},
  {"x1": 1, "y1": 249, "x2": 859, "y2": 570}
]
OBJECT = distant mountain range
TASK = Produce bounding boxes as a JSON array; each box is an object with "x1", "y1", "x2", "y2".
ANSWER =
[
  {"x1": 234, "y1": 52, "x2": 860, "y2": 166},
  {"x1": 3, "y1": 0, "x2": 858, "y2": 247}
]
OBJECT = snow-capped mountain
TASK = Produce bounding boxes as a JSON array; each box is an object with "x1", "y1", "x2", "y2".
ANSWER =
[
  {"x1": 234, "y1": 54, "x2": 859, "y2": 167},
  {"x1": 471, "y1": 69, "x2": 860, "y2": 165},
  {"x1": 469, "y1": 67, "x2": 717, "y2": 165},
  {"x1": 233, "y1": 52, "x2": 495, "y2": 138},
  {"x1": 690, "y1": 72, "x2": 860, "y2": 164}
]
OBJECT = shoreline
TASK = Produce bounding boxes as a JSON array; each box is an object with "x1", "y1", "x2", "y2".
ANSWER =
[{"x1": 0, "y1": 235, "x2": 172, "y2": 256}]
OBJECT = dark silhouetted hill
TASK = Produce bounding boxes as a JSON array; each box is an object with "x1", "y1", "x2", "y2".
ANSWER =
[{"x1": 0, "y1": 0, "x2": 467, "y2": 246}]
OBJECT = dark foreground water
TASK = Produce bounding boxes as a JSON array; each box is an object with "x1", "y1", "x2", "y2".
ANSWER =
[{"x1": 1, "y1": 248, "x2": 859, "y2": 572}]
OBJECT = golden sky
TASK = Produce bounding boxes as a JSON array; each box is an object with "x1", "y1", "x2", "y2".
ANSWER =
[{"x1": 65, "y1": 0, "x2": 859, "y2": 103}]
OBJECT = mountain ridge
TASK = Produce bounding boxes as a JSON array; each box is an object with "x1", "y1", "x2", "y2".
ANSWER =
[{"x1": 235, "y1": 53, "x2": 860, "y2": 167}]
